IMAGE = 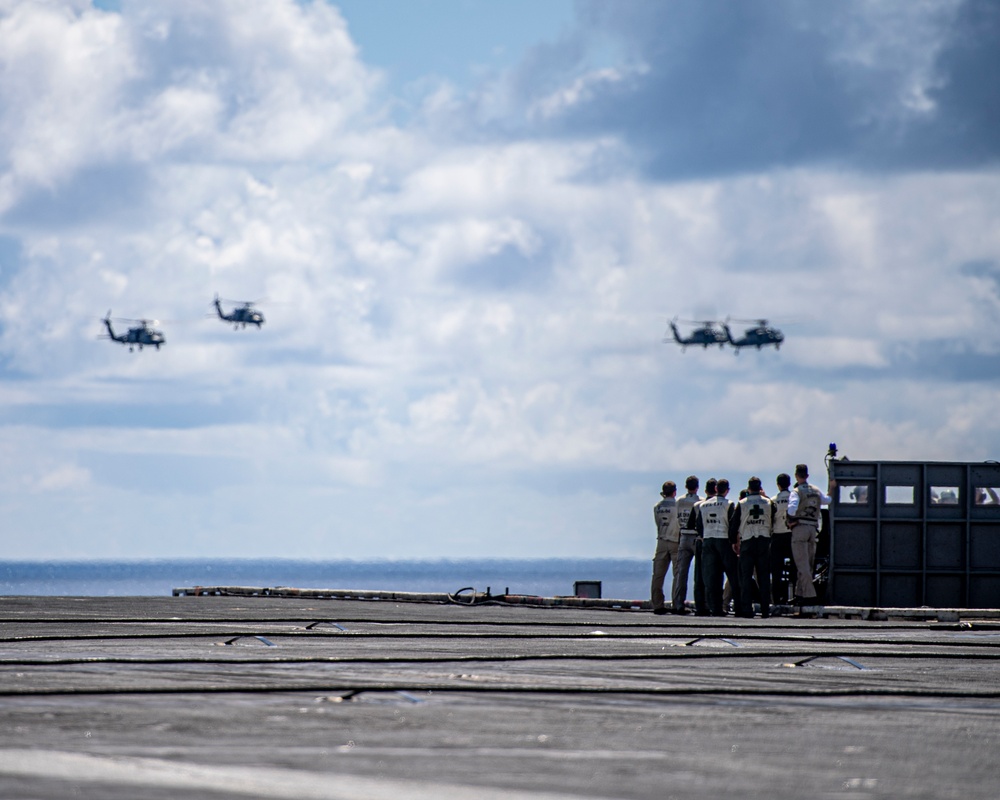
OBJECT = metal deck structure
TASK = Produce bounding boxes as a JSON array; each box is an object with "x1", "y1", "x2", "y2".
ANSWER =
[{"x1": 830, "y1": 459, "x2": 1000, "y2": 608}]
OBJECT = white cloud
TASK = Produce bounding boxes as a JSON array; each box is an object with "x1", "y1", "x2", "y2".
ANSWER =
[
  {"x1": 0, "y1": 1, "x2": 998, "y2": 559},
  {"x1": 529, "y1": 64, "x2": 642, "y2": 120},
  {"x1": 36, "y1": 463, "x2": 91, "y2": 492},
  {"x1": 0, "y1": 0, "x2": 380, "y2": 220},
  {"x1": 0, "y1": 3, "x2": 132, "y2": 172}
]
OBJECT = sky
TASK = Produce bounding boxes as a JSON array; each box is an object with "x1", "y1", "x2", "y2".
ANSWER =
[{"x1": 1, "y1": 0, "x2": 999, "y2": 561}]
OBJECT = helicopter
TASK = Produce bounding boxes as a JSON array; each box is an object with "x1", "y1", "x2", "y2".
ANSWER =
[
  {"x1": 722, "y1": 318, "x2": 785, "y2": 351},
  {"x1": 100, "y1": 312, "x2": 166, "y2": 352},
  {"x1": 213, "y1": 294, "x2": 265, "y2": 329},
  {"x1": 664, "y1": 318, "x2": 728, "y2": 350}
]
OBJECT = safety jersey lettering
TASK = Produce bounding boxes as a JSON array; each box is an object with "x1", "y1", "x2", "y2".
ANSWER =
[
  {"x1": 701, "y1": 498, "x2": 730, "y2": 538},
  {"x1": 772, "y1": 491, "x2": 791, "y2": 533}
]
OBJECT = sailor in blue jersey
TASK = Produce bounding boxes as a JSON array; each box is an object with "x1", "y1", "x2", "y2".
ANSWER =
[
  {"x1": 693, "y1": 478, "x2": 744, "y2": 617},
  {"x1": 786, "y1": 463, "x2": 835, "y2": 606},
  {"x1": 650, "y1": 481, "x2": 680, "y2": 615}
]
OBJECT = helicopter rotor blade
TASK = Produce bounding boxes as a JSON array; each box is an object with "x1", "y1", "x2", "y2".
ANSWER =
[{"x1": 728, "y1": 316, "x2": 804, "y2": 326}]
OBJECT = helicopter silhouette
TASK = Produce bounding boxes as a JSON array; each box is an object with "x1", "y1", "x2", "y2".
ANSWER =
[
  {"x1": 100, "y1": 312, "x2": 166, "y2": 352},
  {"x1": 722, "y1": 318, "x2": 785, "y2": 351},
  {"x1": 213, "y1": 295, "x2": 265, "y2": 329},
  {"x1": 665, "y1": 318, "x2": 728, "y2": 350}
]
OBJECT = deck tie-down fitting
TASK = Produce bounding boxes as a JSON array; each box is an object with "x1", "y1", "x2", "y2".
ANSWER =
[
  {"x1": 685, "y1": 637, "x2": 742, "y2": 647},
  {"x1": 305, "y1": 621, "x2": 348, "y2": 631},
  {"x1": 218, "y1": 636, "x2": 276, "y2": 647},
  {"x1": 329, "y1": 690, "x2": 423, "y2": 703},
  {"x1": 784, "y1": 655, "x2": 867, "y2": 670}
]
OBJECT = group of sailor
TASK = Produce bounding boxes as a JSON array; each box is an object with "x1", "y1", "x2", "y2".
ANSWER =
[{"x1": 651, "y1": 464, "x2": 833, "y2": 618}]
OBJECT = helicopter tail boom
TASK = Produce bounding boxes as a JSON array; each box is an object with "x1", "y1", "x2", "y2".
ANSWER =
[
  {"x1": 721, "y1": 321, "x2": 735, "y2": 344},
  {"x1": 669, "y1": 319, "x2": 683, "y2": 345},
  {"x1": 212, "y1": 294, "x2": 230, "y2": 322},
  {"x1": 102, "y1": 312, "x2": 124, "y2": 343}
]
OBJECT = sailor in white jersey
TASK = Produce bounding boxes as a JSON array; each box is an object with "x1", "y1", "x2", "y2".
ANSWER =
[
  {"x1": 684, "y1": 477, "x2": 716, "y2": 616},
  {"x1": 769, "y1": 473, "x2": 794, "y2": 605},
  {"x1": 729, "y1": 476, "x2": 776, "y2": 618},
  {"x1": 693, "y1": 478, "x2": 744, "y2": 617}
]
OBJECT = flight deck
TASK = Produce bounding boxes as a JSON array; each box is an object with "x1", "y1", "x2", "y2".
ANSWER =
[{"x1": 1, "y1": 594, "x2": 998, "y2": 799}]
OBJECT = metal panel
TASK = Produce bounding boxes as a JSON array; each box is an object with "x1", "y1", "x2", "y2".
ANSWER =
[
  {"x1": 833, "y1": 462, "x2": 877, "y2": 480},
  {"x1": 880, "y1": 574, "x2": 921, "y2": 607},
  {"x1": 881, "y1": 523, "x2": 922, "y2": 570},
  {"x1": 878, "y1": 463, "x2": 923, "y2": 520},
  {"x1": 926, "y1": 464, "x2": 966, "y2": 484},
  {"x1": 970, "y1": 525, "x2": 1000, "y2": 570},
  {"x1": 970, "y1": 576, "x2": 1000, "y2": 609},
  {"x1": 833, "y1": 481, "x2": 876, "y2": 519},
  {"x1": 830, "y1": 459, "x2": 1000, "y2": 608},
  {"x1": 969, "y1": 463, "x2": 1000, "y2": 522},
  {"x1": 927, "y1": 463, "x2": 966, "y2": 520},
  {"x1": 833, "y1": 573, "x2": 876, "y2": 606},
  {"x1": 831, "y1": 521, "x2": 876, "y2": 569},
  {"x1": 968, "y1": 463, "x2": 1000, "y2": 486},
  {"x1": 927, "y1": 524, "x2": 965, "y2": 569},
  {"x1": 925, "y1": 574, "x2": 964, "y2": 607}
]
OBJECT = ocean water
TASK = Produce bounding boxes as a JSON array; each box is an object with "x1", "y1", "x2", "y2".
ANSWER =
[{"x1": 0, "y1": 558, "x2": 652, "y2": 600}]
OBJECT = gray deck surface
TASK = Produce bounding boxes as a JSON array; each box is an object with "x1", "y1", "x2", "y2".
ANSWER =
[{"x1": 1, "y1": 596, "x2": 999, "y2": 799}]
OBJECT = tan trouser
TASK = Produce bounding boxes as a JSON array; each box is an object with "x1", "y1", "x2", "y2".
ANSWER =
[
  {"x1": 651, "y1": 539, "x2": 679, "y2": 609},
  {"x1": 791, "y1": 525, "x2": 818, "y2": 599}
]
